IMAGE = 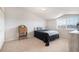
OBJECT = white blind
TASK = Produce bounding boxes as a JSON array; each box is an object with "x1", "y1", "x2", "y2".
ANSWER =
[{"x1": 56, "y1": 15, "x2": 79, "y2": 29}]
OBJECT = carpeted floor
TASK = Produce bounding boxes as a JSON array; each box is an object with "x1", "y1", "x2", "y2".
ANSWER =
[{"x1": 1, "y1": 37, "x2": 69, "y2": 52}]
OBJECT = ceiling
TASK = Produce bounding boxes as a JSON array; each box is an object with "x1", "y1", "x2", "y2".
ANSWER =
[
  {"x1": 25, "y1": 7, "x2": 79, "y2": 19},
  {"x1": 5, "y1": 7, "x2": 79, "y2": 20}
]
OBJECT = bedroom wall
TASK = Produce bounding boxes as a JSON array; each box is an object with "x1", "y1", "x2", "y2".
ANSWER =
[
  {"x1": 46, "y1": 19, "x2": 57, "y2": 30},
  {"x1": 0, "y1": 8, "x2": 5, "y2": 49},
  {"x1": 5, "y1": 8, "x2": 46, "y2": 41}
]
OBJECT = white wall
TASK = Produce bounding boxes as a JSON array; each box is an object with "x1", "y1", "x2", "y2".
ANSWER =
[
  {"x1": 5, "y1": 8, "x2": 46, "y2": 41},
  {"x1": 0, "y1": 8, "x2": 5, "y2": 49},
  {"x1": 46, "y1": 19, "x2": 57, "y2": 30}
]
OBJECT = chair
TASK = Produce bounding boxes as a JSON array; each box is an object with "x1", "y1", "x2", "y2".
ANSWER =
[{"x1": 18, "y1": 25, "x2": 27, "y2": 40}]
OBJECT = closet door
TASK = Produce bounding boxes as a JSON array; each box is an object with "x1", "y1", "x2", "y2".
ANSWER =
[{"x1": 0, "y1": 8, "x2": 5, "y2": 49}]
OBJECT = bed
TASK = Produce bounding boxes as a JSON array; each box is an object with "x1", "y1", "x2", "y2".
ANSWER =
[{"x1": 34, "y1": 29, "x2": 59, "y2": 46}]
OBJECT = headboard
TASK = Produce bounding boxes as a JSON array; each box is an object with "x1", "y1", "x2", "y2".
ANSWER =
[{"x1": 34, "y1": 27, "x2": 48, "y2": 31}]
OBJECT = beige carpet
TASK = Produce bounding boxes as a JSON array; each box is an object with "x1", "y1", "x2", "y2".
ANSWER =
[{"x1": 1, "y1": 37, "x2": 69, "y2": 52}]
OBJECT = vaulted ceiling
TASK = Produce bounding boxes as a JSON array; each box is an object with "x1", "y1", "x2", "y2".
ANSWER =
[{"x1": 5, "y1": 7, "x2": 79, "y2": 19}]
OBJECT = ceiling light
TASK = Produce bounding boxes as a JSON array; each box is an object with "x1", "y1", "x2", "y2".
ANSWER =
[{"x1": 41, "y1": 8, "x2": 47, "y2": 11}]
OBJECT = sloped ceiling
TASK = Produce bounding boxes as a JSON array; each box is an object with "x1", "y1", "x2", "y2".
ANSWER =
[{"x1": 5, "y1": 7, "x2": 79, "y2": 20}]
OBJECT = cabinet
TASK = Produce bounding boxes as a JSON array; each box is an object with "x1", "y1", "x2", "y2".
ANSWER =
[
  {"x1": 69, "y1": 30, "x2": 79, "y2": 52},
  {"x1": 18, "y1": 25, "x2": 27, "y2": 40}
]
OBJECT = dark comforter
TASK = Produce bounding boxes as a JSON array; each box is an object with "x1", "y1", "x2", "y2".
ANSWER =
[{"x1": 34, "y1": 30, "x2": 59, "y2": 46}]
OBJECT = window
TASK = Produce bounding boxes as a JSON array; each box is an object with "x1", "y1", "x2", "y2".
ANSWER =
[{"x1": 56, "y1": 15, "x2": 79, "y2": 30}]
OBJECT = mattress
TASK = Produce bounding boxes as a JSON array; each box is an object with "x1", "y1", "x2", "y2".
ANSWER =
[{"x1": 41, "y1": 30, "x2": 59, "y2": 36}]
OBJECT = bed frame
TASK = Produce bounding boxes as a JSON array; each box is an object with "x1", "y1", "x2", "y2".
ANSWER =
[{"x1": 34, "y1": 31, "x2": 59, "y2": 46}]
